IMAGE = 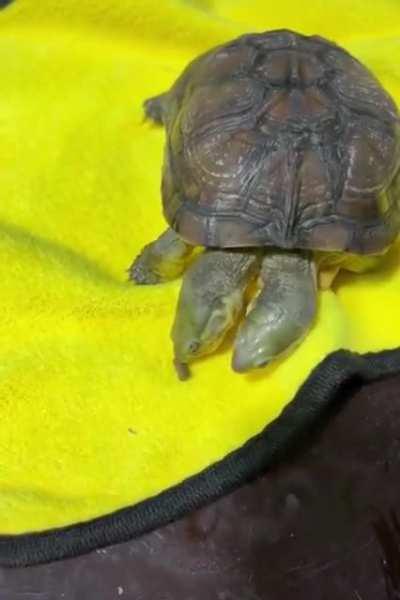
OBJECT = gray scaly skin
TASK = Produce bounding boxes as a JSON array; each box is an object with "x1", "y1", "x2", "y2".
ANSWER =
[
  {"x1": 232, "y1": 250, "x2": 317, "y2": 372},
  {"x1": 171, "y1": 249, "x2": 260, "y2": 379},
  {"x1": 129, "y1": 227, "x2": 318, "y2": 379},
  {"x1": 129, "y1": 227, "x2": 193, "y2": 284},
  {"x1": 129, "y1": 226, "x2": 384, "y2": 379}
]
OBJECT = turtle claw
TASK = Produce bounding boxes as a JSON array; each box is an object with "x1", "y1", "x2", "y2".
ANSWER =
[
  {"x1": 128, "y1": 252, "x2": 163, "y2": 285},
  {"x1": 128, "y1": 229, "x2": 194, "y2": 285}
]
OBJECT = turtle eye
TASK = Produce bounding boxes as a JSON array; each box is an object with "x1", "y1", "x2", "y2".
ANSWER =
[{"x1": 188, "y1": 340, "x2": 200, "y2": 354}]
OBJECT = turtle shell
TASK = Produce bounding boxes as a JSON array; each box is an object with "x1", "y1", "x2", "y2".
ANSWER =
[{"x1": 161, "y1": 29, "x2": 400, "y2": 254}]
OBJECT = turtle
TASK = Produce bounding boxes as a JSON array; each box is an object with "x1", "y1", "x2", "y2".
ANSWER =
[{"x1": 129, "y1": 29, "x2": 400, "y2": 380}]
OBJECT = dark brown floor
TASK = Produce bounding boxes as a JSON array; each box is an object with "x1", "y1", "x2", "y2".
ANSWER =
[{"x1": 1, "y1": 375, "x2": 400, "y2": 600}]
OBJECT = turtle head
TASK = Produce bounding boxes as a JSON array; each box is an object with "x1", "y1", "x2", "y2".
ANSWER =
[
  {"x1": 231, "y1": 309, "x2": 276, "y2": 372},
  {"x1": 171, "y1": 287, "x2": 242, "y2": 365}
]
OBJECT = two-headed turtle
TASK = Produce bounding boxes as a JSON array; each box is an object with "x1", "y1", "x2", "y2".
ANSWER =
[{"x1": 129, "y1": 29, "x2": 400, "y2": 379}]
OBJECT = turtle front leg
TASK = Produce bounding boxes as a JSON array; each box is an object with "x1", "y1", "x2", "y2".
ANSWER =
[
  {"x1": 171, "y1": 249, "x2": 260, "y2": 379},
  {"x1": 315, "y1": 250, "x2": 384, "y2": 290},
  {"x1": 143, "y1": 92, "x2": 169, "y2": 125},
  {"x1": 232, "y1": 250, "x2": 317, "y2": 372},
  {"x1": 129, "y1": 227, "x2": 194, "y2": 284}
]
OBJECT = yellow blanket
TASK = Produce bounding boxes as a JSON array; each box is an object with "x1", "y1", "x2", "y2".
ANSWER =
[{"x1": 0, "y1": 0, "x2": 399, "y2": 566}]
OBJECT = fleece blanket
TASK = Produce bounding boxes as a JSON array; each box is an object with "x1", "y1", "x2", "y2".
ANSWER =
[{"x1": 0, "y1": 0, "x2": 399, "y2": 567}]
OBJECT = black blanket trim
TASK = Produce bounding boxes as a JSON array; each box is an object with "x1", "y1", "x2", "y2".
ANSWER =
[{"x1": 1, "y1": 347, "x2": 400, "y2": 568}]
